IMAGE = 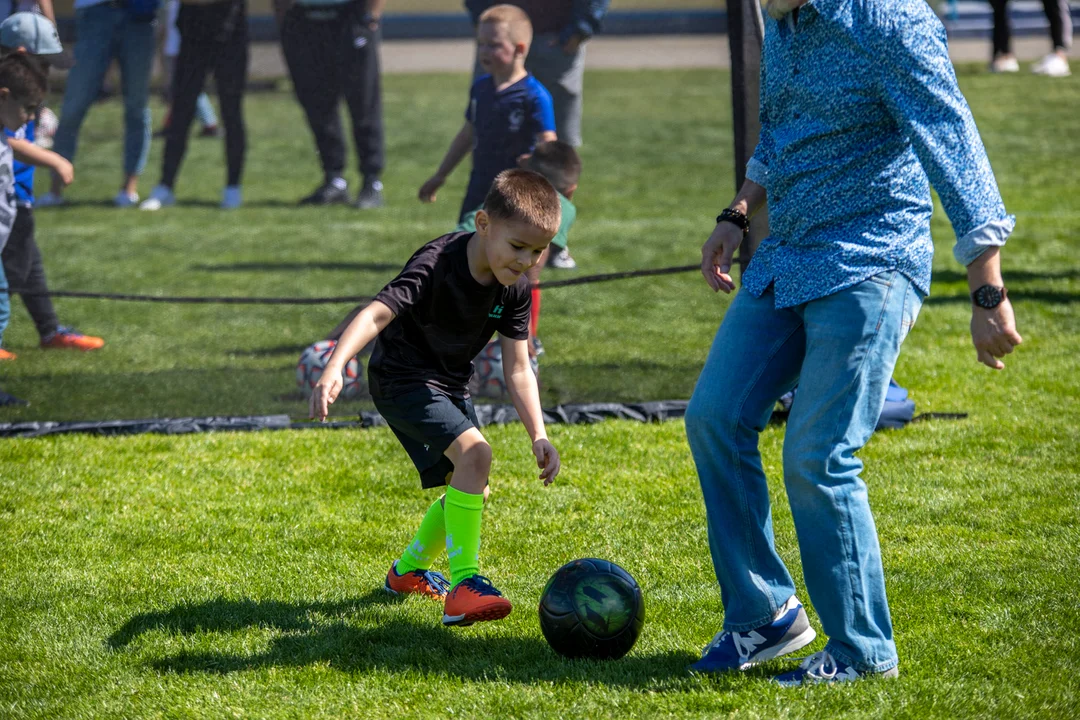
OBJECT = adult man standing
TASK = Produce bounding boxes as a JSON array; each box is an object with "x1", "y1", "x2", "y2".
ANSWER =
[
  {"x1": 276, "y1": 0, "x2": 385, "y2": 208},
  {"x1": 465, "y1": 0, "x2": 609, "y2": 149},
  {"x1": 685, "y1": 0, "x2": 1022, "y2": 684}
]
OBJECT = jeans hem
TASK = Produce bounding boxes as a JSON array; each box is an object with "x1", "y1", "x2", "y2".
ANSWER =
[
  {"x1": 824, "y1": 641, "x2": 898, "y2": 674},
  {"x1": 722, "y1": 608, "x2": 778, "y2": 634}
]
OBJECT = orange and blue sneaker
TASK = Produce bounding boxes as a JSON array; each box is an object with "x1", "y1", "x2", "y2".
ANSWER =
[
  {"x1": 41, "y1": 327, "x2": 105, "y2": 351},
  {"x1": 384, "y1": 561, "x2": 450, "y2": 600},
  {"x1": 442, "y1": 575, "x2": 512, "y2": 627}
]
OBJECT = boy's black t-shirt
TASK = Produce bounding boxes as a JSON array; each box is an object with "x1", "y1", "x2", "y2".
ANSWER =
[{"x1": 369, "y1": 232, "x2": 531, "y2": 399}]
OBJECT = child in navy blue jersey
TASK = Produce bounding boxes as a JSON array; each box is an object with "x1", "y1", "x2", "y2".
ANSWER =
[{"x1": 418, "y1": 4, "x2": 556, "y2": 222}]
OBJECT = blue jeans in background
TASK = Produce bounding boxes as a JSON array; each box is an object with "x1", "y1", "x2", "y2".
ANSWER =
[
  {"x1": 685, "y1": 270, "x2": 923, "y2": 673},
  {"x1": 53, "y1": 4, "x2": 155, "y2": 178}
]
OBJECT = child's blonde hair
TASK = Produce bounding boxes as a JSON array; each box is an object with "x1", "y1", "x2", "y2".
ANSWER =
[
  {"x1": 478, "y1": 4, "x2": 533, "y2": 49},
  {"x1": 484, "y1": 169, "x2": 561, "y2": 238}
]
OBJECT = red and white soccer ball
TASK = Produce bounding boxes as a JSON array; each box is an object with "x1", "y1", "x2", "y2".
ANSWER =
[
  {"x1": 297, "y1": 339, "x2": 364, "y2": 400},
  {"x1": 469, "y1": 339, "x2": 539, "y2": 400}
]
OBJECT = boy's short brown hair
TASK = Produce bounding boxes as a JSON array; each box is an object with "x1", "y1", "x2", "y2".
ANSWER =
[
  {"x1": 484, "y1": 169, "x2": 561, "y2": 238},
  {"x1": 478, "y1": 4, "x2": 533, "y2": 48},
  {"x1": 0, "y1": 52, "x2": 46, "y2": 104},
  {"x1": 525, "y1": 141, "x2": 582, "y2": 197}
]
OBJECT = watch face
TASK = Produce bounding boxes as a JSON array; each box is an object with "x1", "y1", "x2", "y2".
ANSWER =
[{"x1": 975, "y1": 285, "x2": 1003, "y2": 308}]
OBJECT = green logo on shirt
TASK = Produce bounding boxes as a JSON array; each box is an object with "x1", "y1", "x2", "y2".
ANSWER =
[{"x1": 488, "y1": 304, "x2": 504, "y2": 319}]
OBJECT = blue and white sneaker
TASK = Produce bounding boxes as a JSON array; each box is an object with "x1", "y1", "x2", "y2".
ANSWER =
[
  {"x1": 774, "y1": 649, "x2": 899, "y2": 686},
  {"x1": 690, "y1": 596, "x2": 816, "y2": 673}
]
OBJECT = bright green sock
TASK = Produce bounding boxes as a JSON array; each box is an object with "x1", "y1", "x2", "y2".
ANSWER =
[
  {"x1": 395, "y1": 495, "x2": 446, "y2": 574},
  {"x1": 444, "y1": 486, "x2": 485, "y2": 588}
]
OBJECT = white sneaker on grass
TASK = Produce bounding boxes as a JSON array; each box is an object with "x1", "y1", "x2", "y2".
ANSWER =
[
  {"x1": 547, "y1": 247, "x2": 577, "y2": 269},
  {"x1": 139, "y1": 186, "x2": 175, "y2": 211},
  {"x1": 114, "y1": 190, "x2": 140, "y2": 208},
  {"x1": 220, "y1": 185, "x2": 242, "y2": 210},
  {"x1": 990, "y1": 55, "x2": 1019, "y2": 73},
  {"x1": 1031, "y1": 53, "x2": 1071, "y2": 77}
]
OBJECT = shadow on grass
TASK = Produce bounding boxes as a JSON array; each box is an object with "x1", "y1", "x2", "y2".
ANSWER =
[
  {"x1": 924, "y1": 290, "x2": 1080, "y2": 305},
  {"x1": 931, "y1": 268, "x2": 1080, "y2": 284},
  {"x1": 39, "y1": 199, "x2": 307, "y2": 210},
  {"x1": 107, "y1": 592, "x2": 702, "y2": 687}
]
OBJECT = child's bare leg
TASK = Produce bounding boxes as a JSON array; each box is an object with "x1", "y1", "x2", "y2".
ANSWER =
[
  {"x1": 441, "y1": 429, "x2": 510, "y2": 624},
  {"x1": 445, "y1": 428, "x2": 491, "y2": 495}
]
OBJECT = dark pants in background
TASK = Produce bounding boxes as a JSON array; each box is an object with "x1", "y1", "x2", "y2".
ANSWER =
[
  {"x1": 162, "y1": 0, "x2": 249, "y2": 189},
  {"x1": 989, "y1": 0, "x2": 1074, "y2": 56},
  {"x1": 1, "y1": 207, "x2": 58, "y2": 341},
  {"x1": 281, "y1": 0, "x2": 385, "y2": 184}
]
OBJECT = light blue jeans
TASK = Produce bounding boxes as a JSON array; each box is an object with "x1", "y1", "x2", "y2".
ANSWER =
[
  {"x1": 685, "y1": 271, "x2": 923, "y2": 673},
  {"x1": 53, "y1": 4, "x2": 155, "y2": 177}
]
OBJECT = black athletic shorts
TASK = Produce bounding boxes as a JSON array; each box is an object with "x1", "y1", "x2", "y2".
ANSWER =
[{"x1": 371, "y1": 384, "x2": 480, "y2": 489}]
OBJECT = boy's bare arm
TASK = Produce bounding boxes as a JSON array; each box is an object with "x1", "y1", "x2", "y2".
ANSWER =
[
  {"x1": 10, "y1": 139, "x2": 73, "y2": 185},
  {"x1": 326, "y1": 305, "x2": 363, "y2": 341},
  {"x1": 499, "y1": 335, "x2": 560, "y2": 484},
  {"x1": 419, "y1": 122, "x2": 474, "y2": 203},
  {"x1": 310, "y1": 300, "x2": 395, "y2": 420}
]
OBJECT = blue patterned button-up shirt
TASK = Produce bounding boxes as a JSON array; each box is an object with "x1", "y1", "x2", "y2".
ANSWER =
[{"x1": 742, "y1": 0, "x2": 1014, "y2": 308}]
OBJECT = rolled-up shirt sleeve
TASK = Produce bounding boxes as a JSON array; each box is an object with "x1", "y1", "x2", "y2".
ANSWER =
[{"x1": 872, "y1": 5, "x2": 1014, "y2": 266}]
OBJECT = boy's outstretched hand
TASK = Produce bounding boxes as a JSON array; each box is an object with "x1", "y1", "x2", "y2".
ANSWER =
[
  {"x1": 418, "y1": 175, "x2": 445, "y2": 203},
  {"x1": 533, "y1": 439, "x2": 560, "y2": 485},
  {"x1": 309, "y1": 372, "x2": 343, "y2": 422}
]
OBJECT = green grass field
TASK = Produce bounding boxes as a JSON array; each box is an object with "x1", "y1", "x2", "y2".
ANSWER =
[{"x1": 1, "y1": 66, "x2": 1079, "y2": 718}]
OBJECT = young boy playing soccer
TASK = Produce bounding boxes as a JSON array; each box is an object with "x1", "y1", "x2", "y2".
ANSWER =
[
  {"x1": 311, "y1": 168, "x2": 562, "y2": 626},
  {"x1": 418, "y1": 4, "x2": 557, "y2": 223}
]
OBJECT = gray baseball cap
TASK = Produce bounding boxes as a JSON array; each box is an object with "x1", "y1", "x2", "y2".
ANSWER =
[{"x1": 0, "y1": 12, "x2": 74, "y2": 68}]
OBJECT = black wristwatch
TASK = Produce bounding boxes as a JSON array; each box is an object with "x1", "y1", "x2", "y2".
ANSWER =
[
  {"x1": 972, "y1": 284, "x2": 1008, "y2": 309},
  {"x1": 716, "y1": 208, "x2": 750, "y2": 234}
]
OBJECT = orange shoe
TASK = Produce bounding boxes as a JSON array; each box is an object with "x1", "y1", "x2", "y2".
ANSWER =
[
  {"x1": 384, "y1": 561, "x2": 450, "y2": 600},
  {"x1": 442, "y1": 575, "x2": 512, "y2": 626},
  {"x1": 41, "y1": 327, "x2": 105, "y2": 351},
  {"x1": 0, "y1": 348, "x2": 15, "y2": 360}
]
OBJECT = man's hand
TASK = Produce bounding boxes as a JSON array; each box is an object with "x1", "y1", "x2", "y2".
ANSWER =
[
  {"x1": 533, "y1": 438, "x2": 560, "y2": 485},
  {"x1": 766, "y1": 0, "x2": 809, "y2": 20},
  {"x1": 971, "y1": 299, "x2": 1022, "y2": 369},
  {"x1": 700, "y1": 221, "x2": 744, "y2": 293},
  {"x1": 418, "y1": 175, "x2": 444, "y2": 203},
  {"x1": 51, "y1": 157, "x2": 74, "y2": 186},
  {"x1": 309, "y1": 370, "x2": 343, "y2": 421}
]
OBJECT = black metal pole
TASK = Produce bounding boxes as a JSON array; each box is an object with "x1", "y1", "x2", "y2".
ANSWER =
[{"x1": 728, "y1": 0, "x2": 768, "y2": 272}]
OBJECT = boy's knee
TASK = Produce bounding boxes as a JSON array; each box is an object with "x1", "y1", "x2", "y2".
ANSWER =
[{"x1": 460, "y1": 442, "x2": 492, "y2": 477}]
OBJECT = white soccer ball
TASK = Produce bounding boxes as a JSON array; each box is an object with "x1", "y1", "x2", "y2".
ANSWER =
[
  {"x1": 297, "y1": 339, "x2": 364, "y2": 400},
  {"x1": 469, "y1": 338, "x2": 539, "y2": 400},
  {"x1": 34, "y1": 107, "x2": 58, "y2": 149}
]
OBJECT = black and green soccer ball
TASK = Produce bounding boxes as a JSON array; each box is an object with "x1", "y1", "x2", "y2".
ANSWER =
[{"x1": 538, "y1": 558, "x2": 645, "y2": 660}]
